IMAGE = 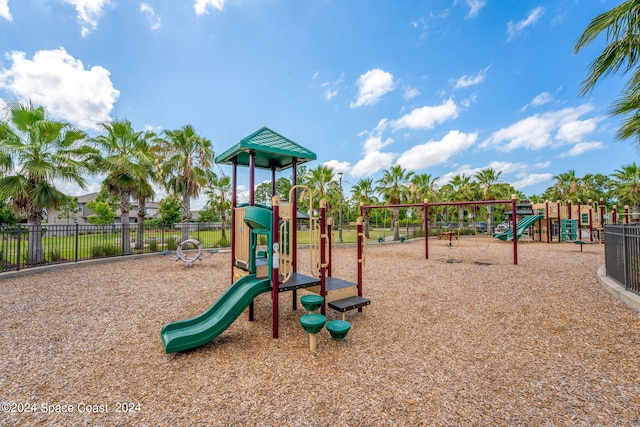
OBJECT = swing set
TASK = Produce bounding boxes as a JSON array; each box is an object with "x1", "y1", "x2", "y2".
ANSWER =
[{"x1": 361, "y1": 196, "x2": 520, "y2": 265}]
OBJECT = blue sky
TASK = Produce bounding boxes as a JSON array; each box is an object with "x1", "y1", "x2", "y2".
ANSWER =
[{"x1": 0, "y1": 0, "x2": 636, "y2": 209}]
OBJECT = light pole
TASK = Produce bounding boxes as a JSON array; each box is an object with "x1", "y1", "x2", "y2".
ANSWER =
[{"x1": 338, "y1": 172, "x2": 343, "y2": 244}]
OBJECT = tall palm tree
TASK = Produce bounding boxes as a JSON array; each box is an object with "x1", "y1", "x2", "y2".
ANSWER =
[
  {"x1": 0, "y1": 102, "x2": 89, "y2": 264},
  {"x1": 475, "y1": 167, "x2": 502, "y2": 231},
  {"x1": 409, "y1": 173, "x2": 439, "y2": 228},
  {"x1": 449, "y1": 173, "x2": 474, "y2": 225},
  {"x1": 552, "y1": 170, "x2": 581, "y2": 200},
  {"x1": 611, "y1": 162, "x2": 640, "y2": 219},
  {"x1": 351, "y1": 178, "x2": 378, "y2": 238},
  {"x1": 376, "y1": 165, "x2": 414, "y2": 241},
  {"x1": 205, "y1": 171, "x2": 232, "y2": 241},
  {"x1": 90, "y1": 119, "x2": 156, "y2": 255},
  {"x1": 575, "y1": 1, "x2": 640, "y2": 147},
  {"x1": 159, "y1": 125, "x2": 215, "y2": 242},
  {"x1": 302, "y1": 165, "x2": 337, "y2": 214}
]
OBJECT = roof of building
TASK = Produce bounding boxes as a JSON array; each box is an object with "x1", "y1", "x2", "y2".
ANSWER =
[{"x1": 215, "y1": 126, "x2": 316, "y2": 171}]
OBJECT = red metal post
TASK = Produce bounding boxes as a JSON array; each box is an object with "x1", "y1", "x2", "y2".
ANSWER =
[
  {"x1": 272, "y1": 197, "x2": 280, "y2": 339},
  {"x1": 327, "y1": 219, "x2": 333, "y2": 277},
  {"x1": 292, "y1": 158, "x2": 298, "y2": 274},
  {"x1": 589, "y1": 206, "x2": 594, "y2": 243},
  {"x1": 231, "y1": 162, "x2": 237, "y2": 283},
  {"x1": 512, "y1": 196, "x2": 518, "y2": 265},
  {"x1": 249, "y1": 151, "x2": 255, "y2": 206},
  {"x1": 424, "y1": 200, "x2": 429, "y2": 260},
  {"x1": 357, "y1": 217, "x2": 363, "y2": 298},
  {"x1": 319, "y1": 200, "x2": 327, "y2": 315},
  {"x1": 545, "y1": 201, "x2": 550, "y2": 243},
  {"x1": 612, "y1": 206, "x2": 617, "y2": 224},
  {"x1": 625, "y1": 205, "x2": 630, "y2": 224}
]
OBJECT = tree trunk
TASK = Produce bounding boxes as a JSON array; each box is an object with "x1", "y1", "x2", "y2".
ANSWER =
[
  {"x1": 221, "y1": 210, "x2": 227, "y2": 240},
  {"x1": 136, "y1": 198, "x2": 146, "y2": 249},
  {"x1": 120, "y1": 190, "x2": 131, "y2": 255},
  {"x1": 27, "y1": 211, "x2": 45, "y2": 265},
  {"x1": 393, "y1": 208, "x2": 400, "y2": 241},
  {"x1": 363, "y1": 211, "x2": 370, "y2": 239},
  {"x1": 181, "y1": 191, "x2": 191, "y2": 242}
]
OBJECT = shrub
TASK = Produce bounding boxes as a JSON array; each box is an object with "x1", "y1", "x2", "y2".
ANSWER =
[
  {"x1": 148, "y1": 239, "x2": 158, "y2": 252},
  {"x1": 91, "y1": 244, "x2": 119, "y2": 257},
  {"x1": 167, "y1": 237, "x2": 178, "y2": 251},
  {"x1": 217, "y1": 236, "x2": 230, "y2": 247},
  {"x1": 47, "y1": 249, "x2": 64, "y2": 262}
]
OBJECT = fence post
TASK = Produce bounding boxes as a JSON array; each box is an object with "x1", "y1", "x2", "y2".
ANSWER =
[
  {"x1": 75, "y1": 223, "x2": 79, "y2": 263},
  {"x1": 623, "y1": 225, "x2": 628, "y2": 289},
  {"x1": 16, "y1": 225, "x2": 21, "y2": 271}
]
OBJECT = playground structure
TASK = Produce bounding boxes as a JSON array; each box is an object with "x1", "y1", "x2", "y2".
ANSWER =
[
  {"x1": 161, "y1": 127, "x2": 370, "y2": 353},
  {"x1": 527, "y1": 199, "x2": 632, "y2": 244},
  {"x1": 362, "y1": 197, "x2": 521, "y2": 264}
]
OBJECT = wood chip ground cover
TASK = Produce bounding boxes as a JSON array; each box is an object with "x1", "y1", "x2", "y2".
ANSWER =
[{"x1": 1, "y1": 239, "x2": 639, "y2": 426}]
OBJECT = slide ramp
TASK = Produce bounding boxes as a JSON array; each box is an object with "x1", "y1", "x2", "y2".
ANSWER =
[
  {"x1": 494, "y1": 215, "x2": 544, "y2": 241},
  {"x1": 161, "y1": 274, "x2": 271, "y2": 353}
]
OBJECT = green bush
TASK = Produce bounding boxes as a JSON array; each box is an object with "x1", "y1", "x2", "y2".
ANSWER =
[
  {"x1": 91, "y1": 244, "x2": 119, "y2": 257},
  {"x1": 217, "y1": 236, "x2": 229, "y2": 247},
  {"x1": 148, "y1": 239, "x2": 158, "y2": 252},
  {"x1": 47, "y1": 249, "x2": 64, "y2": 262},
  {"x1": 167, "y1": 237, "x2": 178, "y2": 251}
]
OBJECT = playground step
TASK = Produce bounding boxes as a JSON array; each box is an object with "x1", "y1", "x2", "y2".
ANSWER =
[
  {"x1": 307, "y1": 276, "x2": 358, "y2": 303},
  {"x1": 328, "y1": 296, "x2": 371, "y2": 320}
]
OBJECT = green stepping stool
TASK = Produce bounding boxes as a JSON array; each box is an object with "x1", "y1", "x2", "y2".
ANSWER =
[
  {"x1": 326, "y1": 319, "x2": 351, "y2": 340},
  {"x1": 300, "y1": 294, "x2": 324, "y2": 312},
  {"x1": 300, "y1": 313, "x2": 326, "y2": 352}
]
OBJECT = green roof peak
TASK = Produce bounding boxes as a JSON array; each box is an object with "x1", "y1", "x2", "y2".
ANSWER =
[{"x1": 215, "y1": 127, "x2": 317, "y2": 171}]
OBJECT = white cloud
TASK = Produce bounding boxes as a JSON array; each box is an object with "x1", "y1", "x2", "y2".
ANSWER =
[
  {"x1": 480, "y1": 105, "x2": 596, "y2": 152},
  {"x1": 350, "y1": 151, "x2": 396, "y2": 177},
  {"x1": 194, "y1": 0, "x2": 226, "y2": 16},
  {"x1": 350, "y1": 68, "x2": 395, "y2": 108},
  {"x1": 363, "y1": 135, "x2": 393, "y2": 154},
  {"x1": 396, "y1": 130, "x2": 477, "y2": 171},
  {"x1": 453, "y1": 65, "x2": 491, "y2": 89},
  {"x1": 391, "y1": 99, "x2": 458, "y2": 131},
  {"x1": 0, "y1": 48, "x2": 119, "y2": 131},
  {"x1": 62, "y1": 0, "x2": 113, "y2": 37},
  {"x1": 403, "y1": 86, "x2": 419, "y2": 100},
  {"x1": 556, "y1": 118, "x2": 598, "y2": 143},
  {"x1": 507, "y1": 6, "x2": 544, "y2": 40},
  {"x1": 465, "y1": 0, "x2": 485, "y2": 18},
  {"x1": 323, "y1": 160, "x2": 350, "y2": 176},
  {"x1": 140, "y1": 2, "x2": 161, "y2": 30},
  {"x1": 0, "y1": 0, "x2": 12, "y2": 22},
  {"x1": 560, "y1": 141, "x2": 605, "y2": 157},
  {"x1": 512, "y1": 173, "x2": 553, "y2": 189},
  {"x1": 321, "y1": 73, "x2": 344, "y2": 101},
  {"x1": 521, "y1": 91, "x2": 553, "y2": 111}
]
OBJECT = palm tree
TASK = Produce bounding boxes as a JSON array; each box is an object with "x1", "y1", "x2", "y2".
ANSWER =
[
  {"x1": 376, "y1": 165, "x2": 414, "y2": 241},
  {"x1": 409, "y1": 173, "x2": 439, "y2": 229},
  {"x1": 351, "y1": 178, "x2": 378, "y2": 238},
  {"x1": 0, "y1": 102, "x2": 89, "y2": 264},
  {"x1": 575, "y1": 1, "x2": 640, "y2": 146},
  {"x1": 449, "y1": 173, "x2": 475, "y2": 226},
  {"x1": 552, "y1": 170, "x2": 581, "y2": 200},
  {"x1": 611, "y1": 162, "x2": 640, "y2": 219},
  {"x1": 90, "y1": 119, "x2": 156, "y2": 255},
  {"x1": 302, "y1": 165, "x2": 337, "y2": 214},
  {"x1": 159, "y1": 125, "x2": 215, "y2": 242},
  {"x1": 475, "y1": 168, "x2": 502, "y2": 231},
  {"x1": 205, "y1": 171, "x2": 232, "y2": 241}
]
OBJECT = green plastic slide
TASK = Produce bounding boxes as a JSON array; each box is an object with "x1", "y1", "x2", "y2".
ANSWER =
[
  {"x1": 494, "y1": 215, "x2": 544, "y2": 241},
  {"x1": 161, "y1": 274, "x2": 271, "y2": 353}
]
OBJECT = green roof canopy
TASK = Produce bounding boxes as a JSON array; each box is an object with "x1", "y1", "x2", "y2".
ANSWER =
[{"x1": 215, "y1": 127, "x2": 317, "y2": 171}]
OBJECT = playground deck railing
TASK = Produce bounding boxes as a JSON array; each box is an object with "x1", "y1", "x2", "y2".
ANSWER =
[
  {"x1": 604, "y1": 224, "x2": 640, "y2": 295},
  {"x1": 0, "y1": 222, "x2": 231, "y2": 274}
]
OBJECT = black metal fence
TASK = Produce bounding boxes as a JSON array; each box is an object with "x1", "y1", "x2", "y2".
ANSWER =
[
  {"x1": 604, "y1": 224, "x2": 640, "y2": 295},
  {"x1": 0, "y1": 222, "x2": 231, "y2": 273}
]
